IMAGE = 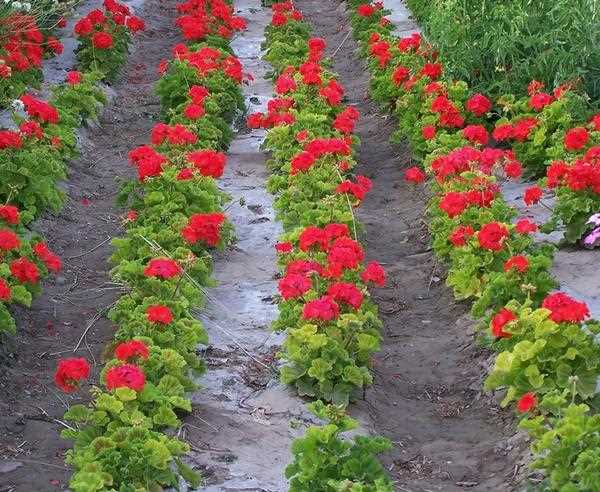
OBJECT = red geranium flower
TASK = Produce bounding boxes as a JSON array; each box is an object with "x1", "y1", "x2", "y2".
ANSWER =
[
  {"x1": 542, "y1": 292, "x2": 589, "y2": 323},
  {"x1": 146, "y1": 304, "x2": 174, "y2": 325},
  {"x1": 187, "y1": 150, "x2": 226, "y2": 178},
  {"x1": 504, "y1": 160, "x2": 523, "y2": 179},
  {"x1": 115, "y1": 340, "x2": 149, "y2": 361},
  {"x1": 143, "y1": 258, "x2": 182, "y2": 278},
  {"x1": 466, "y1": 93, "x2": 492, "y2": 117},
  {"x1": 10, "y1": 258, "x2": 39, "y2": 283},
  {"x1": 302, "y1": 295, "x2": 340, "y2": 321},
  {"x1": 529, "y1": 92, "x2": 554, "y2": 111},
  {"x1": 33, "y1": 242, "x2": 62, "y2": 272},
  {"x1": 66, "y1": 71, "x2": 82, "y2": 85},
  {"x1": 491, "y1": 308, "x2": 516, "y2": 338},
  {"x1": 275, "y1": 242, "x2": 293, "y2": 254},
  {"x1": 0, "y1": 278, "x2": 11, "y2": 301},
  {"x1": 327, "y1": 282, "x2": 363, "y2": 309},
  {"x1": 299, "y1": 226, "x2": 328, "y2": 251},
  {"x1": 279, "y1": 273, "x2": 312, "y2": 300},
  {"x1": 504, "y1": 255, "x2": 529, "y2": 273},
  {"x1": 439, "y1": 192, "x2": 468, "y2": 218},
  {"x1": 524, "y1": 185, "x2": 543, "y2": 205},
  {"x1": 564, "y1": 127, "x2": 589, "y2": 151},
  {"x1": 449, "y1": 225, "x2": 474, "y2": 247},
  {"x1": 477, "y1": 222, "x2": 509, "y2": 251},
  {"x1": 517, "y1": 392, "x2": 536, "y2": 413},
  {"x1": 0, "y1": 229, "x2": 20, "y2": 251},
  {"x1": 54, "y1": 357, "x2": 90, "y2": 393},
  {"x1": 515, "y1": 219, "x2": 538, "y2": 234},
  {"x1": 462, "y1": 125, "x2": 488, "y2": 146},
  {"x1": 182, "y1": 213, "x2": 226, "y2": 246},
  {"x1": 0, "y1": 205, "x2": 19, "y2": 225},
  {"x1": 105, "y1": 364, "x2": 146, "y2": 391},
  {"x1": 360, "y1": 261, "x2": 385, "y2": 286},
  {"x1": 92, "y1": 31, "x2": 114, "y2": 49},
  {"x1": 405, "y1": 166, "x2": 425, "y2": 183},
  {"x1": 422, "y1": 125, "x2": 436, "y2": 140}
]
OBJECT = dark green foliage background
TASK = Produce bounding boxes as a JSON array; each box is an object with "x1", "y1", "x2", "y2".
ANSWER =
[{"x1": 406, "y1": 0, "x2": 600, "y2": 103}]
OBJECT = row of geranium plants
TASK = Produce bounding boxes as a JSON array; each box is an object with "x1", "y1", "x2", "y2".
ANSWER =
[
  {"x1": 52, "y1": 0, "x2": 249, "y2": 490},
  {"x1": 1, "y1": 1, "x2": 144, "y2": 335},
  {"x1": 248, "y1": 2, "x2": 395, "y2": 490},
  {"x1": 0, "y1": 5, "x2": 65, "y2": 107},
  {"x1": 346, "y1": 1, "x2": 600, "y2": 489}
]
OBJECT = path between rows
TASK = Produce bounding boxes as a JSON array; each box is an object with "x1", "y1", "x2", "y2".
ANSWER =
[
  {"x1": 0, "y1": 0, "x2": 177, "y2": 488},
  {"x1": 180, "y1": 1, "x2": 313, "y2": 490},
  {"x1": 298, "y1": 0, "x2": 524, "y2": 490}
]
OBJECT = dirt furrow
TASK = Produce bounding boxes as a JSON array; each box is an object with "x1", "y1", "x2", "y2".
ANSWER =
[
  {"x1": 0, "y1": 1, "x2": 179, "y2": 489},
  {"x1": 297, "y1": 0, "x2": 524, "y2": 490},
  {"x1": 180, "y1": 2, "x2": 312, "y2": 490}
]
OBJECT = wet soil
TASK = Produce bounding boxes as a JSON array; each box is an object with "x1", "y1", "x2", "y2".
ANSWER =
[
  {"x1": 179, "y1": 2, "x2": 314, "y2": 490},
  {"x1": 297, "y1": 0, "x2": 526, "y2": 490},
  {"x1": 0, "y1": 1, "x2": 180, "y2": 489}
]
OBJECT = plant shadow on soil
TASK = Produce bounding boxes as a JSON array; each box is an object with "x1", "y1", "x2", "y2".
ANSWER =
[
  {"x1": 0, "y1": 0, "x2": 180, "y2": 489},
  {"x1": 296, "y1": 0, "x2": 528, "y2": 490}
]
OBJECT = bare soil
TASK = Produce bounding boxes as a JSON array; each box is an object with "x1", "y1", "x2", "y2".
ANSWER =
[
  {"x1": 297, "y1": 0, "x2": 527, "y2": 490},
  {"x1": 0, "y1": 1, "x2": 180, "y2": 489}
]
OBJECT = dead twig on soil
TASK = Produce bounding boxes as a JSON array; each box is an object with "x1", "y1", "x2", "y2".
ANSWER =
[
  {"x1": 66, "y1": 236, "x2": 112, "y2": 260},
  {"x1": 72, "y1": 304, "x2": 114, "y2": 353},
  {"x1": 331, "y1": 30, "x2": 351, "y2": 59}
]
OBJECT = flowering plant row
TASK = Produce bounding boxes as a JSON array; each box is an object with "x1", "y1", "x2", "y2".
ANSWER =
[
  {"x1": 256, "y1": 3, "x2": 393, "y2": 490},
  {"x1": 54, "y1": 1, "x2": 247, "y2": 490},
  {"x1": 0, "y1": 8, "x2": 65, "y2": 107},
  {"x1": 347, "y1": 1, "x2": 600, "y2": 489},
  {"x1": 1, "y1": 1, "x2": 142, "y2": 336},
  {"x1": 73, "y1": 0, "x2": 145, "y2": 81}
]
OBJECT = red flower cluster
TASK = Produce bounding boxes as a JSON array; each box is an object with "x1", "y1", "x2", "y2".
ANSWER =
[
  {"x1": 564, "y1": 127, "x2": 589, "y2": 151},
  {"x1": 517, "y1": 392, "x2": 537, "y2": 413},
  {"x1": 327, "y1": 282, "x2": 364, "y2": 309},
  {"x1": 144, "y1": 258, "x2": 182, "y2": 279},
  {"x1": 360, "y1": 261, "x2": 386, "y2": 286},
  {"x1": 55, "y1": 358, "x2": 90, "y2": 393},
  {"x1": 146, "y1": 304, "x2": 174, "y2": 325},
  {"x1": 0, "y1": 205, "x2": 19, "y2": 225},
  {"x1": 465, "y1": 93, "x2": 492, "y2": 117},
  {"x1": 182, "y1": 212, "x2": 226, "y2": 246},
  {"x1": 0, "y1": 278, "x2": 11, "y2": 301},
  {"x1": 115, "y1": 340, "x2": 149, "y2": 361},
  {"x1": 302, "y1": 295, "x2": 340, "y2": 321},
  {"x1": 336, "y1": 175, "x2": 373, "y2": 203},
  {"x1": 186, "y1": 149, "x2": 226, "y2": 178},
  {"x1": 75, "y1": 1, "x2": 144, "y2": 46},
  {"x1": 20, "y1": 95, "x2": 59, "y2": 124},
  {"x1": 523, "y1": 185, "x2": 543, "y2": 205},
  {"x1": 0, "y1": 13, "x2": 62, "y2": 77},
  {"x1": 10, "y1": 257, "x2": 39, "y2": 284},
  {"x1": 477, "y1": 222, "x2": 509, "y2": 251},
  {"x1": 105, "y1": 364, "x2": 146, "y2": 391},
  {"x1": 405, "y1": 166, "x2": 426, "y2": 183},
  {"x1": 151, "y1": 123, "x2": 198, "y2": 147},
  {"x1": 33, "y1": 242, "x2": 62, "y2": 272},
  {"x1": 270, "y1": 1, "x2": 303, "y2": 27},
  {"x1": 176, "y1": 0, "x2": 245, "y2": 42},
  {"x1": 449, "y1": 225, "x2": 475, "y2": 247},
  {"x1": 175, "y1": 44, "x2": 243, "y2": 83},
  {"x1": 504, "y1": 255, "x2": 529, "y2": 273},
  {"x1": 279, "y1": 273, "x2": 312, "y2": 300},
  {"x1": 542, "y1": 292, "x2": 589, "y2": 323},
  {"x1": 491, "y1": 308, "x2": 516, "y2": 338},
  {"x1": 0, "y1": 229, "x2": 20, "y2": 251},
  {"x1": 333, "y1": 106, "x2": 360, "y2": 134},
  {"x1": 129, "y1": 145, "x2": 167, "y2": 181}
]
